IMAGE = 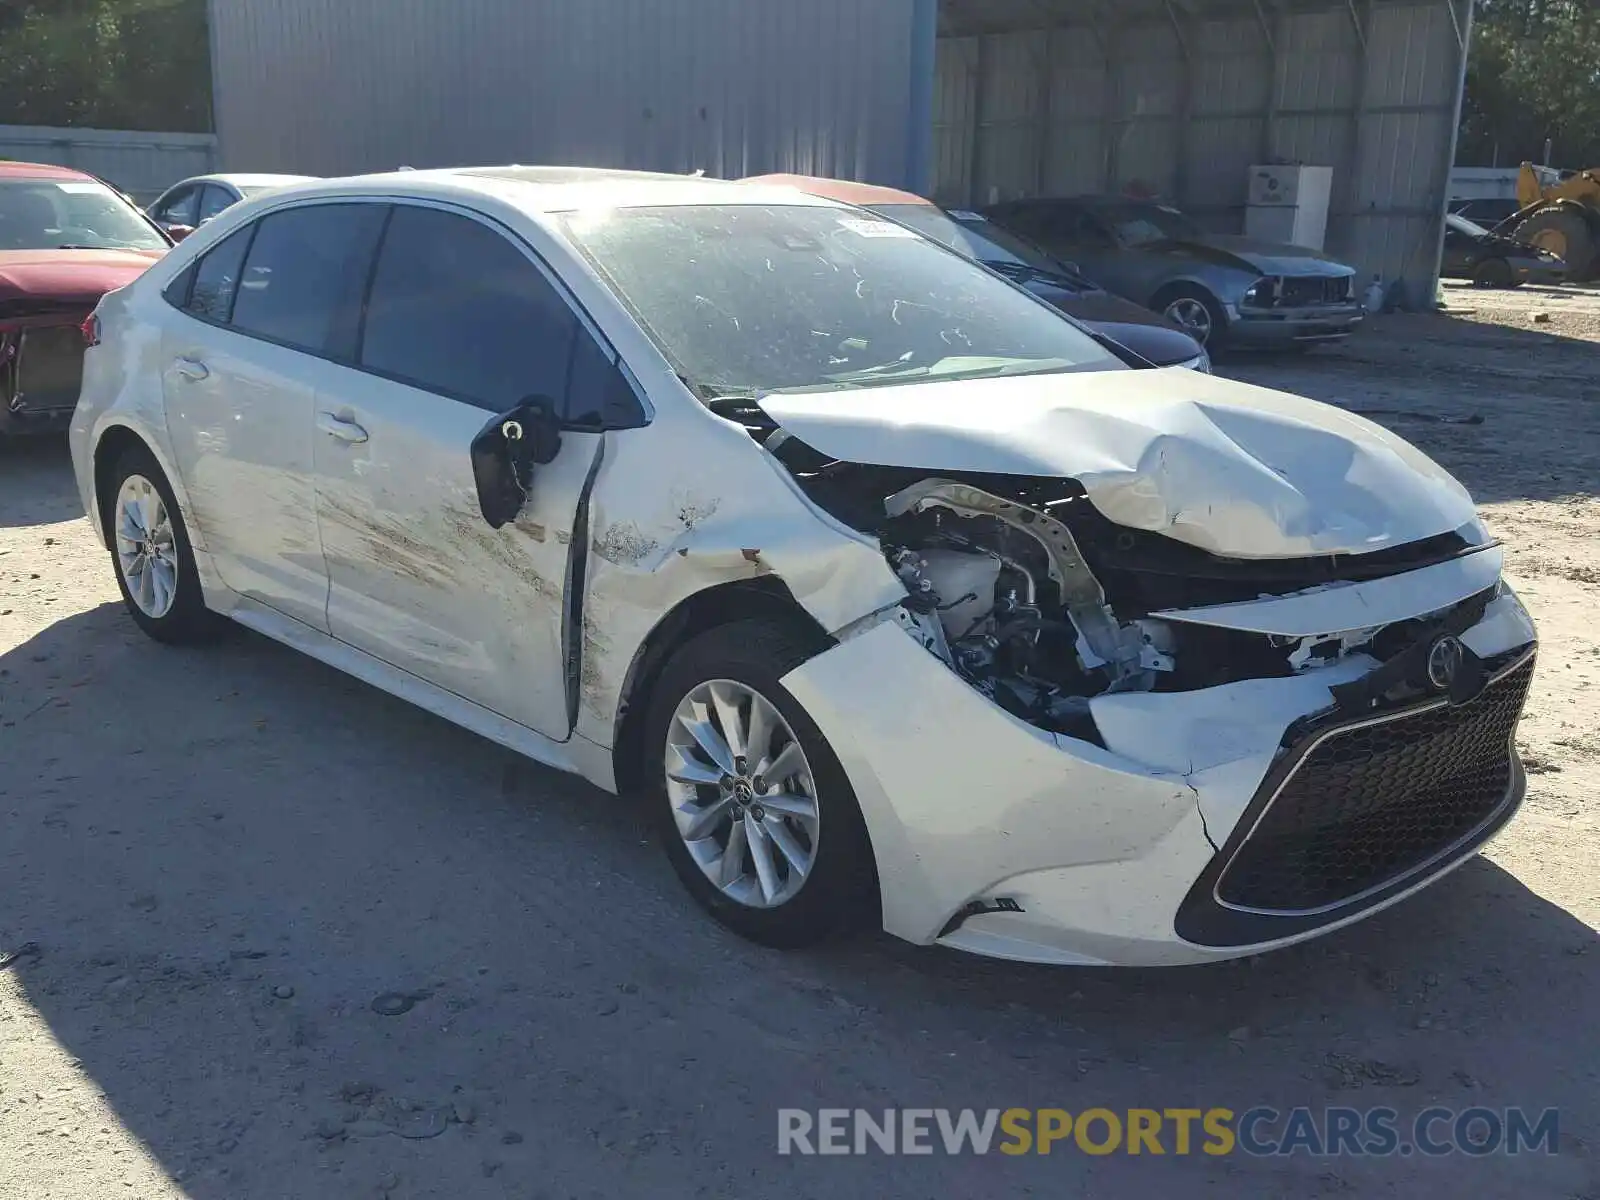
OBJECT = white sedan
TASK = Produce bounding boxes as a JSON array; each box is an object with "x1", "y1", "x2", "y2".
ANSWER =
[{"x1": 70, "y1": 167, "x2": 1537, "y2": 966}]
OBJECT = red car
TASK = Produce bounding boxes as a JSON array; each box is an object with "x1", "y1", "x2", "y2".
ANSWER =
[{"x1": 1, "y1": 161, "x2": 170, "y2": 436}]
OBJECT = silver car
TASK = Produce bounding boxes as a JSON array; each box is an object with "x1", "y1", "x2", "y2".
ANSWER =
[{"x1": 984, "y1": 196, "x2": 1363, "y2": 350}]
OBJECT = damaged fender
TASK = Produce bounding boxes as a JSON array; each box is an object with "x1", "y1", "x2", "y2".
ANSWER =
[{"x1": 573, "y1": 412, "x2": 906, "y2": 748}]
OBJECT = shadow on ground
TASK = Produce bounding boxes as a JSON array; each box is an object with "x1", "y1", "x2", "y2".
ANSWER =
[
  {"x1": 0, "y1": 435, "x2": 82, "y2": 529},
  {"x1": 2, "y1": 606, "x2": 1595, "y2": 1198},
  {"x1": 1223, "y1": 310, "x2": 1600, "y2": 508}
]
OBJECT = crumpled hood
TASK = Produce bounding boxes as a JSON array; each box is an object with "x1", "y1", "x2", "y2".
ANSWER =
[
  {"x1": 758, "y1": 368, "x2": 1478, "y2": 559},
  {"x1": 1191, "y1": 234, "x2": 1354, "y2": 278},
  {"x1": 0, "y1": 249, "x2": 164, "y2": 306}
]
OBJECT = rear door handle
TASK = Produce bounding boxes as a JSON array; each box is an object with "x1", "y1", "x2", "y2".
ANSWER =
[
  {"x1": 317, "y1": 411, "x2": 369, "y2": 444},
  {"x1": 171, "y1": 356, "x2": 209, "y2": 381}
]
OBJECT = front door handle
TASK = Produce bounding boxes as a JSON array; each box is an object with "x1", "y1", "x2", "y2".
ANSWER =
[
  {"x1": 171, "y1": 356, "x2": 210, "y2": 381},
  {"x1": 317, "y1": 411, "x2": 369, "y2": 444}
]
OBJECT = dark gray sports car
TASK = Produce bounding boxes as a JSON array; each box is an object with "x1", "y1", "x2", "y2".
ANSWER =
[
  {"x1": 1442, "y1": 212, "x2": 1565, "y2": 287},
  {"x1": 984, "y1": 196, "x2": 1364, "y2": 350}
]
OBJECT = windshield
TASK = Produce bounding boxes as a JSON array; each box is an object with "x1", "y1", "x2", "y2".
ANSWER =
[
  {"x1": 874, "y1": 203, "x2": 1074, "y2": 278},
  {"x1": 1446, "y1": 212, "x2": 1490, "y2": 239},
  {"x1": 1092, "y1": 201, "x2": 1205, "y2": 247},
  {"x1": 0, "y1": 179, "x2": 168, "y2": 251},
  {"x1": 560, "y1": 204, "x2": 1120, "y2": 396}
]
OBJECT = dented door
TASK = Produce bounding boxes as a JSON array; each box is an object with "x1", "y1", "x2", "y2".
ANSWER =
[
  {"x1": 313, "y1": 366, "x2": 596, "y2": 738},
  {"x1": 312, "y1": 202, "x2": 609, "y2": 740}
]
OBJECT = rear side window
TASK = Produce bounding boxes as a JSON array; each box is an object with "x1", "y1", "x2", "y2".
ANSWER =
[
  {"x1": 230, "y1": 204, "x2": 388, "y2": 357},
  {"x1": 185, "y1": 225, "x2": 253, "y2": 322},
  {"x1": 360, "y1": 205, "x2": 578, "y2": 412}
]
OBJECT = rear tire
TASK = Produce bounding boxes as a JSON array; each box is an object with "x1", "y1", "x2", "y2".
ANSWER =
[
  {"x1": 644, "y1": 619, "x2": 877, "y2": 948},
  {"x1": 105, "y1": 443, "x2": 220, "y2": 645},
  {"x1": 1510, "y1": 208, "x2": 1595, "y2": 279}
]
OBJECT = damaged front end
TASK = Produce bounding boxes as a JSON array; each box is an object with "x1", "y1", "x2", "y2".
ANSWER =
[
  {"x1": 757, "y1": 414, "x2": 1510, "y2": 745},
  {"x1": 0, "y1": 304, "x2": 93, "y2": 435},
  {"x1": 719, "y1": 389, "x2": 1536, "y2": 961}
]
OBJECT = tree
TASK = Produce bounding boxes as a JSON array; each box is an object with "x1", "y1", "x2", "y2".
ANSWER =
[
  {"x1": 1459, "y1": 0, "x2": 1600, "y2": 167},
  {"x1": 0, "y1": 0, "x2": 212, "y2": 132}
]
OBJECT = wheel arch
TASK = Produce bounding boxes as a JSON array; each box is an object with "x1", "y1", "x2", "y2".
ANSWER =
[
  {"x1": 609, "y1": 577, "x2": 833, "y2": 796},
  {"x1": 91, "y1": 422, "x2": 160, "y2": 543}
]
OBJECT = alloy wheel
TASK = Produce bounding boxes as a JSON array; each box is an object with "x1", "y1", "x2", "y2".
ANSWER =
[
  {"x1": 1163, "y1": 297, "x2": 1214, "y2": 344},
  {"x1": 114, "y1": 474, "x2": 179, "y2": 619},
  {"x1": 664, "y1": 679, "x2": 820, "y2": 910}
]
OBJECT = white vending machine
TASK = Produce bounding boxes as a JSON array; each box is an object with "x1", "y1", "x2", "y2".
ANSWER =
[{"x1": 1245, "y1": 164, "x2": 1334, "y2": 250}]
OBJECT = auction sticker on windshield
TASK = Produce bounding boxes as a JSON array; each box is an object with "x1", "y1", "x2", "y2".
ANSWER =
[{"x1": 838, "y1": 216, "x2": 916, "y2": 238}]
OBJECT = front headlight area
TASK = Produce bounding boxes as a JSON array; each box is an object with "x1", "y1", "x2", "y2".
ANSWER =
[
  {"x1": 1181, "y1": 351, "x2": 1211, "y2": 373},
  {"x1": 867, "y1": 483, "x2": 1519, "y2": 744}
]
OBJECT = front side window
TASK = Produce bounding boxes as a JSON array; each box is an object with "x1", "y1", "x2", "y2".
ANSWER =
[
  {"x1": 0, "y1": 179, "x2": 169, "y2": 251},
  {"x1": 153, "y1": 185, "x2": 200, "y2": 227},
  {"x1": 1094, "y1": 202, "x2": 1204, "y2": 247},
  {"x1": 560, "y1": 204, "x2": 1120, "y2": 398},
  {"x1": 230, "y1": 204, "x2": 387, "y2": 356},
  {"x1": 360, "y1": 205, "x2": 579, "y2": 412}
]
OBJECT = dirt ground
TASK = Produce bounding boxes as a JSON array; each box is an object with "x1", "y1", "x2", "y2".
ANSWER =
[{"x1": 2, "y1": 286, "x2": 1598, "y2": 1199}]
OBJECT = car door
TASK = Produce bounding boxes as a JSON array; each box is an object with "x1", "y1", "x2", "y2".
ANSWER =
[
  {"x1": 313, "y1": 202, "x2": 639, "y2": 739},
  {"x1": 160, "y1": 202, "x2": 387, "y2": 631}
]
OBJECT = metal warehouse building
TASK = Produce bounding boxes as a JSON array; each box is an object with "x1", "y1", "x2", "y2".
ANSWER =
[{"x1": 207, "y1": 0, "x2": 1471, "y2": 304}]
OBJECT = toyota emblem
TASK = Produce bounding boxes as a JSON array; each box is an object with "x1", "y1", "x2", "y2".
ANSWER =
[{"x1": 1426, "y1": 635, "x2": 1464, "y2": 691}]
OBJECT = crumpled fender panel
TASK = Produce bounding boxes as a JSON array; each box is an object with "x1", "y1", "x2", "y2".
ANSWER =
[{"x1": 573, "y1": 409, "x2": 905, "y2": 748}]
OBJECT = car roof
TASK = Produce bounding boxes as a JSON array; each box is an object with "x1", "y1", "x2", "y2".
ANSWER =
[
  {"x1": 261, "y1": 164, "x2": 846, "y2": 213},
  {"x1": 739, "y1": 173, "x2": 933, "y2": 208},
  {"x1": 0, "y1": 160, "x2": 96, "y2": 183},
  {"x1": 181, "y1": 173, "x2": 320, "y2": 189}
]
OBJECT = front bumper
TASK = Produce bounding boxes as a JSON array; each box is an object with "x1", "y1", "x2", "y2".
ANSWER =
[
  {"x1": 781, "y1": 568, "x2": 1537, "y2": 967},
  {"x1": 1227, "y1": 302, "x2": 1365, "y2": 345},
  {"x1": 1509, "y1": 257, "x2": 1566, "y2": 284}
]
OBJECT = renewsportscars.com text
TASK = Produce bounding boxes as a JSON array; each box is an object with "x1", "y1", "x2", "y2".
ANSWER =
[{"x1": 777, "y1": 1107, "x2": 1559, "y2": 1157}]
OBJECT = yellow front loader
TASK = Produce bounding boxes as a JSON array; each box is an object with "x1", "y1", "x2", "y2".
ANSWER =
[{"x1": 1506, "y1": 161, "x2": 1600, "y2": 280}]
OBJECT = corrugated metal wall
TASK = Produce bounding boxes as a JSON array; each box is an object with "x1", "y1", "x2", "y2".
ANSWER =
[
  {"x1": 933, "y1": 0, "x2": 1467, "y2": 300},
  {"x1": 0, "y1": 125, "x2": 217, "y2": 203},
  {"x1": 209, "y1": 0, "x2": 919, "y2": 186}
]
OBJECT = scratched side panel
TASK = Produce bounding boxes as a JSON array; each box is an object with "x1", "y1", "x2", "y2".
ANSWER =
[
  {"x1": 313, "y1": 360, "x2": 586, "y2": 741},
  {"x1": 159, "y1": 319, "x2": 328, "y2": 631}
]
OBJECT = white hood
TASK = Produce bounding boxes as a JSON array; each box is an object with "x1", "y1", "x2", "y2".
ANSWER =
[{"x1": 759, "y1": 368, "x2": 1478, "y2": 559}]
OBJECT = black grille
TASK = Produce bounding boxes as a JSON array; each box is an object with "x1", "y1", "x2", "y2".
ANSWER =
[
  {"x1": 15, "y1": 324, "x2": 87, "y2": 413},
  {"x1": 1216, "y1": 656, "x2": 1534, "y2": 914},
  {"x1": 1279, "y1": 275, "x2": 1354, "y2": 306}
]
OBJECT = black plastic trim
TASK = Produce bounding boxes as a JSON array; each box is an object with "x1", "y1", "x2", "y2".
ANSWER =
[{"x1": 1174, "y1": 646, "x2": 1535, "y2": 948}]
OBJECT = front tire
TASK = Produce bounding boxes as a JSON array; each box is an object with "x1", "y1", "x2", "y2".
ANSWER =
[
  {"x1": 1153, "y1": 284, "x2": 1226, "y2": 348},
  {"x1": 644, "y1": 619, "x2": 877, "y2": 948},
  {"x1": 105, "y1": 444, "x2": 218, "y2": 644},
  {"x1": 1473, "y1": 257, "x2": 1514, "y2": 288}
]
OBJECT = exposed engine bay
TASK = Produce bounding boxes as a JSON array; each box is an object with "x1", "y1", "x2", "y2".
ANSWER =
[{"x1": 728, "y1": 404, "x2": 1499, "y2": 739}]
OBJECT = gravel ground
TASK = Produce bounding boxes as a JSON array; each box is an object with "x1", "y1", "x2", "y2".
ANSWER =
[{"x1": 2, "y1": 290, "x2": 1597, "y2": 1199}]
